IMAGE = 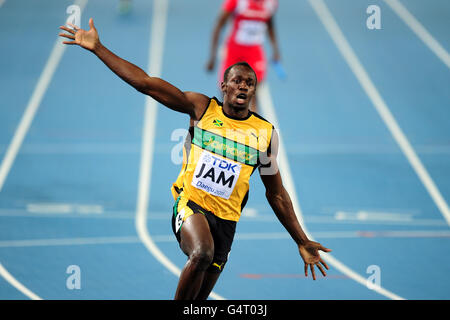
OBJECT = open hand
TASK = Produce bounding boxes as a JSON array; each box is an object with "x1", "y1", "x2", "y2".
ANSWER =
[
  {"x1": 59, "y1": 18, "x2": 99, "y2": 52},
  {"x1": 298, "y1": 240, "x2": 332, "y2": 280}
]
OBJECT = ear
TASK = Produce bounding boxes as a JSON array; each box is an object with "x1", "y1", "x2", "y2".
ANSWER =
[{"x1": 220, "y1": 81, "x2": 226, "y2": 94}]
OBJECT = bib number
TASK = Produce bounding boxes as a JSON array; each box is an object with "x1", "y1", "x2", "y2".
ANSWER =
[
  {"x1": 235, "y1": 20, "x2": 267, "y2": 45},
  {"x1": 191, "y1": 151, "x2": 241, "y2": 199}
]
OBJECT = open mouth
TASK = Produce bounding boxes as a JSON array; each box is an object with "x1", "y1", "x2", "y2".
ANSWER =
[{"x1": 236, "y1": 93, "x2": 247, "y2": 104}]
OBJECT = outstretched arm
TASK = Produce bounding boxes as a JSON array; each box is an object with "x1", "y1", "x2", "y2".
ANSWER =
[
  {"x1": 259, "y1": 130, "x2": 331, "y2": 280},
  {"x1": 59, "y1": 18, "x2": 208, "y2": 120}
]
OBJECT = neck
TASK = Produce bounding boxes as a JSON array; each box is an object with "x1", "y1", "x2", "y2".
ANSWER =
[{"x1": 222, "y1": 102, "x2": 250, "y2": 120}]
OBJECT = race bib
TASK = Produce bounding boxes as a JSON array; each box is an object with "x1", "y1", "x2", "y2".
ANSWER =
[
  {"x1": 191, "y1": 151, "x2": 241, "y2": 199},
  {"x1": 235, "y1": 20, "x2": 267, "y2": 45}
]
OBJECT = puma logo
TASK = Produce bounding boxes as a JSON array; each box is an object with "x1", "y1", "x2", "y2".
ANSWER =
[
  {"x1": 212, "y1": 262, "x2": 224, "y2": 270},
  {"x1": 250, "y1": 132, "x2": 259, "y2": 141}
]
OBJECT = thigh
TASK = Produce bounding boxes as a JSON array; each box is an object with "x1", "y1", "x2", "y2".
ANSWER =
[
  {"x1": 179, "y1": 213, "x2": 214, "y2": 257},
  {"x1": 205, "y1": 212, "x2": 237, "y2": 271}
]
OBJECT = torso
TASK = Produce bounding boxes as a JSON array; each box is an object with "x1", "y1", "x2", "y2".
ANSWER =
[
  {"x1": 224, "y1": 0, "x2": 278, "y2": 46},
  {"x1": 172, "y1": 97, "x2": 274, "y2": 221}
]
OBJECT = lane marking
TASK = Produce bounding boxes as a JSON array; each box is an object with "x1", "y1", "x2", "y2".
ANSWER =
[
  {"x1": 0, "y1": 142, "x2": 141, "y2": 154},
  {"x1": 133, "y1": 0, "x2": 225, "y2": 301},
  {"x1": 0, "y1": 44, "x2": 64, "y2": 191},
  {"x1": 234, "y1": 230, "x2": 450, "y2": 240},
  {"x1": 334, "y1": 210, "x2": 413, "y2": 222},
  {"x1": 240, "y1": 273, "x2": 351, "y2": 280},
  {"x1": 384, "y1": 0, "x2": 450, "y2": 69},
  {"x1": 26, "y1": 203, "x2": 103, "y2": 214},
  {"x1": 0, "y1": 236, "x2": 142, "y2": 248},
  {"x1": 2, "y1": 230, "x2": 449, "y2": 248},
  {"x1": 308, "y1": 0, "x2": 450, "y2": 227},
  {"x1": 3, "y1": 142, "x2": 450, "y2": 156},
  {"x1": 0, "y1": 0, "x2": 88, "y2": 300},
  {"x1": 257, "y1": 82, "x2": 403, "y2": 300},
  {"x1": 1, "y1": 207, "x2": 448, "y2": 226},
  {"x1": 0, "y1": 264, "x2": 42, "y2": 300}
]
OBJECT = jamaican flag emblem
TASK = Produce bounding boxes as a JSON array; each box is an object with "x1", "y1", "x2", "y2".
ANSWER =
[{"x1": 212, "y1": 119, "x2": 223, "y2": 127}]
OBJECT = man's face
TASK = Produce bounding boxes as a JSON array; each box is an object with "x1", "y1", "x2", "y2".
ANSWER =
[{"x1": 221, "y1": 66, "x2": 257, "y2": 109}]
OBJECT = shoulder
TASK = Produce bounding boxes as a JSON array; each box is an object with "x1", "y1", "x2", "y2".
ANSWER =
[
  {"x1": 184, "y1": 92, "x2": 212, "y2": 121},
  {"x1": 251, "y1": 111, "x2": 275, "y2": 134}
]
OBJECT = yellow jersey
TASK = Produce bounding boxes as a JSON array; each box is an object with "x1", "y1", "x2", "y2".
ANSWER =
[{"x1": 171, "y1": 97, "x2": 274, "y2": 222}]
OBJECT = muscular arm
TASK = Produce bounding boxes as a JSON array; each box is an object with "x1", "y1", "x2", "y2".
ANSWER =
[
  {"x1": 261, "y1": 170, "x2": 309, "y2": 245},
  {"x1": 59, "y1": 19, "x2": 209, "y2": 120},
  {"x1": 259, "y1": 129, "x2": 331, "y2": 280},
  {"x1": 259, "y1": 130, "x2": 308, "y2": 245}
]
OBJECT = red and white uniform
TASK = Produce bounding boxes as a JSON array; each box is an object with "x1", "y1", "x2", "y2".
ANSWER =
[{"x1": 220, "y1": 0, "x2": 278, "y2": 83}]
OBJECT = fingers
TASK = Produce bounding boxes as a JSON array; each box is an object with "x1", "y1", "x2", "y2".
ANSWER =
[
  {"x1": 59, "y1": 32, "x2": 75, "y2": 40},
  {"x1": 310, "y1": 264, "x2": 316, "y2": 280},
  {"x1": 89, "y1": 18, "x2": 96, "y2": 30},
  {"x1": 59, "y1": 25, "x2": 76, "y2": 35},
  {"x1": 305, "y1": 261, "x2": 329, "y2": 280},
  {"x1": 319, "y1": 245, "x2": 332, "y2": 253},
  {"x1": 320, "y1": 258, "x2": 329, "y2": 270},
  {"x1": 67, "y1": 22, "x2": 80, "y2": 31},
  {"x1": 58, "y1": 25, "x2": 80, "y2": 45},
  {"x1": 316, "y1": 263, "x2": 327, "y2": 277}
]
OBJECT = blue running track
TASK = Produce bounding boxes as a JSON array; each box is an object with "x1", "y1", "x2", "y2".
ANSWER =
[{"x1": 0, "y1": 0, "x2": 449, "y2": 300}]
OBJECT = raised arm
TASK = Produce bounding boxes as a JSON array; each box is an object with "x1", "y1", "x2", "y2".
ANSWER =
[
  {"x1": 59, "y1": 18, "x2": 208, "y2": 120},
  {"x1": 259, "y1": 130, "x2": 331, "y2": 280}
]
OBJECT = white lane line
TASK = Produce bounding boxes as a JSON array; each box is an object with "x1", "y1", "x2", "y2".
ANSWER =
[
  {"x1": 0, "y1": 263, "x2": 42, "y2": 300},
  {"x1": 0, "y1": 0, "x2": 88, "y2": 301},
  {"x1": 4, "y1": 142, "x2": 450, "y2": 156},
  {"x1": 133, "y1": 0, "x2": 224, "y2": 301},
  {"x1": 0, "y1": 45, "x2": 63, "y2": 191},
  {"x1": 309, "y1": 0, "x2": 450, "y2": 228},
  {"x1": 0, "y1": 0, "x2": 86, "y2": 191},
  {"x1": 236, "y1": 230, "x2": 450, "y2": 239},
  {"x1": 384, "y1": 0, "x2": 450, "y2": 69},
  {"x1": 2, "y1": 230, "x2": 450, "y2": 248},
  {"x1": 2, "y1": 208, "x2": 447, "y2": 226},
  {"x1": 257, "y1": 82, "x2": 403, "y2": 300},
  {"x1": 0, "y1": 236, "x2": 142, "y2": 248},
  {"x1": 305, "y1": 216, "x2": 447, "y2": 227},
  {"x1": 2, "y1": 207, "x2": 448, "y2": 226}
]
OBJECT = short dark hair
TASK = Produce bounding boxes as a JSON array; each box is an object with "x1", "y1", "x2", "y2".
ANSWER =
[{"x1": 223, "y1": 61, "x2": 258, "y2": 85}]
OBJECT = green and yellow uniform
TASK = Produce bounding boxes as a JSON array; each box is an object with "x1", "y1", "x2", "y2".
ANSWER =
[{"x1": 171, "y1": 97, "x2": 274, "y2": 226}]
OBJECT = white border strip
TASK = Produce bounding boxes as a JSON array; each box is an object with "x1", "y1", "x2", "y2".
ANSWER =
[
  {"x1": 0, "y1": 0, "x2": 88, "y2": 300},
  {"x1": 309, "y1": 0, "x2": 450, "y2": 227},
  {"x1": 134, "y1": 0, "x2": 225, "y2": 300},
  {"x1": 258, "y1": 82, "x2": 403, "y2": 300},
  {"x1": 0, "y1": 264, "x2": 42, "y2": 300},
  {"x1": 384, "y1": 0, "x2": 450, "y2": 69}
]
